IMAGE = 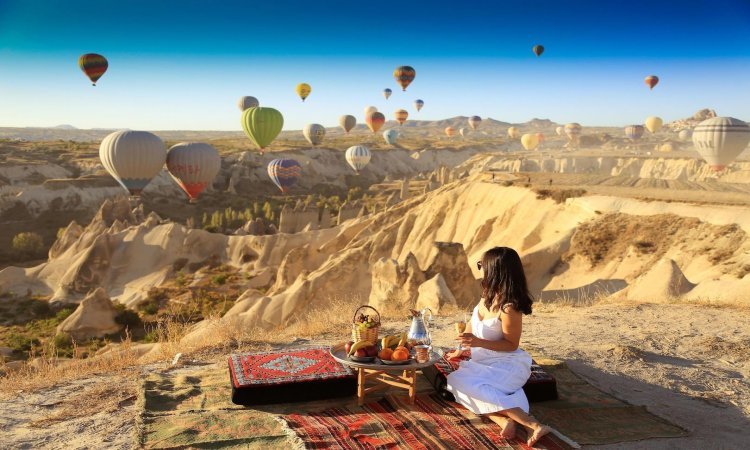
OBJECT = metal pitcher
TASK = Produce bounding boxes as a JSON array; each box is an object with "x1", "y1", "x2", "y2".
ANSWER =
[{"x1": 407, "y1": 307, "x2": 433, "y2": 346}]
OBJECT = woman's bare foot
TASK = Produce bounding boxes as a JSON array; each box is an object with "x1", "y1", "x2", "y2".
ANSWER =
[
  {"x1": 487, "y1": 415, "x2": 517, "y2": 439},
  {"x1": 527, "y1": 424, "x2": 552, "y2": 446}
]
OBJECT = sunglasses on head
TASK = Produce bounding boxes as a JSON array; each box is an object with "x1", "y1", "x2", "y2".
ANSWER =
[{"x1": 476, "y1": 260, "x2": 482, "y2": 270}]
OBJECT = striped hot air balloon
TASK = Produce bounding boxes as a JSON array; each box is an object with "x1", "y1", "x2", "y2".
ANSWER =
[
  {"x1": 303, "y1": 123, "x2": 326, "y2": 146},
  {"x1": 237, "y1": 96, "x2": 259, "y2": 111},
  {"x1": 645, "y1": 75, "x2": 659, "y2": 90},
  {"x1": 459, "y1": 127, "x2": 468, "y2": 138},
  {"x1": 366, "y1": 111, "x2": 385, "y2": 133},
  {"x1": 78, "y1": 53, "x2": 108, "y2": 86},
  {"x1": 678, "y1": 129, "x2": 692, "y2": 141},
  {"x1": 339, "y1": 115, "x2": 356, "y2": 133},
  {"x1": 267, "y1": 159, "x2": 302, "y2": 193},
  {"x1": 345, "y1": 145, "x2": 371, "y2": 173},
  {"x1": 414, "y1": 99, "x2": 424, "y2": 112},
  {"x1": 692, "y1": 117, "x2": 750, "y2": 171},
  {"x1": 469, "y1": 116, "x2": 482, "y2": 130},
  {"x1": 445, "y1": 127, "x2": 456, "y2": 137},
  {"x1": 625, "y1": 125, "x2": 645, "y2": 140},
  {"x1": 99, "y1": 131, "x2": 166, "y2": 196},
  {"x1": 166, "y1": 142, "x2": 221, "y2": 202},
  {"x1": 241, "y1": 107, "x2": 284, "y2": 154},
  {"x1": 393, "y1": 66, "x2": 416, "y2": 91},
  {"x1": 394, "y1": 109, "x2": 409, "y2": 126}
]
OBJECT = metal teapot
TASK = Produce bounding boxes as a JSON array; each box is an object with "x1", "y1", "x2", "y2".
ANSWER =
[{"x1": 407, "y1": 308, "x2": 433, "y2": 346}]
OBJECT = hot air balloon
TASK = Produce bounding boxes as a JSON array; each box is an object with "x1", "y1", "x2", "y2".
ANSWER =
[
  {"x1": 296, "y1": 83, "x2": 312, "y2": 102},
  {"x1": 303, "y1": 123, "x2": 326, "y2": 147},
  {"x1": 564, "y1": 123, "x2": 582, "y2": 146},
  {"x1": 393, "y1": 66, "x2": 416, "y2": 91},
  {"x1": 340, "y1": 115, "x2": 356, "y2": 133},
  {"x1": 366, "y1": 111, "x2": 385, "y2": 133},
  {"x1": 645, "y1": 75, "x2": 659, "y2": 90},
  {"x1": 166, "y1": 142, "x2": 221, "y2": 202},
  {"x1": 507, "y1": 127, "x2": 520, "y2": 139},
  {"x1": 383, "y1": 129, "x2": 399, "y2": 145},
  {"x1": 459, "y1": 127, "x2": 468, "y2": 138},
  {"x1": 394, "y1": 109, "x2": 409, "y2": 126},
  {"x1": 445, "y1": 127, "x2": 456, "y2": 137},
  {"x1": 521, "y1": 134, "x2": 540, "y2": 151},
  {"x1": 645, "y1": 116, "x2": 663, "y2": 133},
  {"x1": 555, "y1": 126, "x2": 564, "y2": 136},
  {"x1": 414, "y1": 99, "x2": 424, "y2": 112},
  {"x1": 78, "y1": 53, "x2": 108, "y2": 86},
  {"x1": 536, "y1": 132, "x2": 545, "y2": 144},
  {"x1": 678, "y1": 129, "x2": 692, "y2": 141},
  {"x1": 692, "y1": 117, "x2": 750, "y2": 171},
  {"x1": 99, "y1": 130, "x2": 165, "y2": 196},
  {"x1": 241, "y1": 107, "x2": 284, "y2": 154},
  {"x1": 532, "y1": 45, "x2": 544, "y2": 57},
  {"x1": 625, "y1": 125, "x2": 645, "y2": 140},
  {"x1": 383, "y1": 88, "x2": 392, "y2": 100},
  {"x1": 237, "y1": 96, "x2": 259, "y2": 111},
  {"x1": 469, "y1": 116, "x2": 482, "y2": 130},
  {"x1": 267, "y1": 158, "x2": 302, "y2": 193},
  {"x1": 345, "y1": 145, "x2": 371, "y2": 173},
  {"x1": 364, "y1": 106, "x2": 378, "y2": 117},
  {"x1": 658, "y1": 143, "x2": 674, "y2": 153}
]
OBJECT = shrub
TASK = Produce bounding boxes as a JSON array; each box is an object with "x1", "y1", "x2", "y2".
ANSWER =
[
  {"x1": 211, "y1": 274, "x2": 228, "y2": 286},
  {"x1": 11, "y1": 232, "x2": 45, "y2": 257}
]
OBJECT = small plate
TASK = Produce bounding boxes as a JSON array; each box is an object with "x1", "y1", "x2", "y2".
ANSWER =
[
  {"x1": 349, "y1": 355, "x2": 376, "y2": 363},
  {"x1": 380, "y1": 358, "x2": 412, "y2": 365}
]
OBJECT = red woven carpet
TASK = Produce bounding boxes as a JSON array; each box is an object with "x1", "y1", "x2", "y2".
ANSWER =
[{"x1": 283, "y1": 393, "x2": 577, "y2": 450}]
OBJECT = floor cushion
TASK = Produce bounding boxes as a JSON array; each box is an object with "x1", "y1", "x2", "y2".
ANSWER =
[
  {"x1": 422, "y1": 348, "x2": 558, "y2": 403},
  {"x1": 229, "y1": 346, "x2": 357, "y2": 406}
]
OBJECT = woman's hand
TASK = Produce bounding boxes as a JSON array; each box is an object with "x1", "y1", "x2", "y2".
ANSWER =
[
  {"x1": 456, "y1": 333, "x2": 483, "y2": 349},
  {"x1": 446, "y1": 349, "x2": 464, "y2": 360}
]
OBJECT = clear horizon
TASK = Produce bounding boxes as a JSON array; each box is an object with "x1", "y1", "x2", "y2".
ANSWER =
[{"x1": 1, "y1": 0, "x2": 749, "y2": 131}]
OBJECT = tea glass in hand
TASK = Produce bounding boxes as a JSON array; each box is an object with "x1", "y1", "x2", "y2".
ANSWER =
[{"x1": 456, "y1": 311, "x2": 472, "y2": 351}]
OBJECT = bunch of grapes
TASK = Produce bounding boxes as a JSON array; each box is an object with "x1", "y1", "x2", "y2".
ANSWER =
[{"x1": 355, "y1": 313, "x2": 378, "y2": 329}]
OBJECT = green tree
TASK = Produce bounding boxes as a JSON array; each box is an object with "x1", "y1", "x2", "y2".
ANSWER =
[{"x1": 12, "y1": 232, "x2": 45, "y2": 258}]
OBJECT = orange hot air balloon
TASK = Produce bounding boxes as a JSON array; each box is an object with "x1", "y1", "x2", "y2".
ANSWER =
[
  {"x1": 78, "y1": 53, "x2": 108, "y2": 86},
  {"x1": 393, "y1": 66, "x2": 416, "y2": 91},
  {"x1": 366, "y1": 111, "x2": 385, "y2": 133},
  {"x1": 645, "y1": 75, "x2": 659, "y2": 90},
  {"x1": 394, "y1": 109, "x2": 409, "y2": 126},
  {"x1": 445, "y1": 127, "x2": 456, "y2": 137}
]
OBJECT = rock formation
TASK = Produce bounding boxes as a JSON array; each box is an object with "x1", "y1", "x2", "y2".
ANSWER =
[
  {"x1": 56, "y1": 288, "x2": 123, "y2": 340},
  {"x1": 627, "y1": 258, "x2": 695, "y2": 301},
  {"x1": 415, "y1": 273, "x2": 457, "y2": 312}
]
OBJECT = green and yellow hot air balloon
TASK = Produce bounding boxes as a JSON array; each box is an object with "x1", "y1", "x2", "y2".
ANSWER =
[
  {"x1": 296, "y1": 83, "x2": 312, "y2": 102},
  {"x1": 241, "y1": 107, "x2": 284, "y2": 155}
]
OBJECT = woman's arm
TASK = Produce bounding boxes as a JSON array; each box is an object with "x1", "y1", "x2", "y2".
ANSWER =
[{"x1": 456, "y1": 306, "x2": 522, "y2": 352}]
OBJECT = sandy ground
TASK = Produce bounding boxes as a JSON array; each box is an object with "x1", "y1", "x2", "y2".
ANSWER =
[{"x1": 1, "y1": 301, "x2": 748, "y2": 449}]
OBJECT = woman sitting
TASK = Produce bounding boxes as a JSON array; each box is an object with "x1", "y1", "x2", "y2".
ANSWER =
[{"x1": 446, "y1": 246, "x2": 551, "y2": 446}]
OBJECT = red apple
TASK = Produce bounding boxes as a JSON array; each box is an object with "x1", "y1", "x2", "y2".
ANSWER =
[
  {"x1": 355, "y1": 348, "x2": 368, "y2": 357},
  {"x1": 366, "y1": 345, "x2": 378, "y2": 357},
  {"x1": 345, "y1": 341, "x2": 354, "y2": 354}
]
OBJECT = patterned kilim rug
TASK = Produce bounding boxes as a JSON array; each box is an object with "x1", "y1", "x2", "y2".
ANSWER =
[
  {"x1": 136, "y1": 356, "x2": 686, "y2": 449},
  {"x1": 282, "y1": 393, "x2": 578, "y2": 450}
]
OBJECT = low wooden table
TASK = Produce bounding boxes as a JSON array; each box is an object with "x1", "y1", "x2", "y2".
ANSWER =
[{"x1": 330, "y1": 344, "x2": 440, "y2": 406}]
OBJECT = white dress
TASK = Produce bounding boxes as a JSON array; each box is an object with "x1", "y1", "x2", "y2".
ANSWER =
[{"x1": 446, "y1": 304, "x2": 532, "y2": 414}]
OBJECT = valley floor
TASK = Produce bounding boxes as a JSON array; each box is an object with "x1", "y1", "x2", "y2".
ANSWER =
[{"x1": 1, "y1": 301, "x2": 749, "y2": 449}]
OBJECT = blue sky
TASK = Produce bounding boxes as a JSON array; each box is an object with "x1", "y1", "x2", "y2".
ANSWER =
[{"x1": 0, "y1": 0, "x2": 749, "y2": 130}]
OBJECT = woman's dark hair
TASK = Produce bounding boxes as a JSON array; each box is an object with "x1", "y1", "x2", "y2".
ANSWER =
[{"x1": 480, "y1": 247, "x2": 533, "y2": 315}]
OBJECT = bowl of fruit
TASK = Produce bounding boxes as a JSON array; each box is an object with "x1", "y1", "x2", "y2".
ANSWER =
[
  {"x1": 345, "y1": 340, "x2": 378, "y2": 363},
  {"x1": 377, "y1": 333, "x2": 413, "y2": 365}
]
